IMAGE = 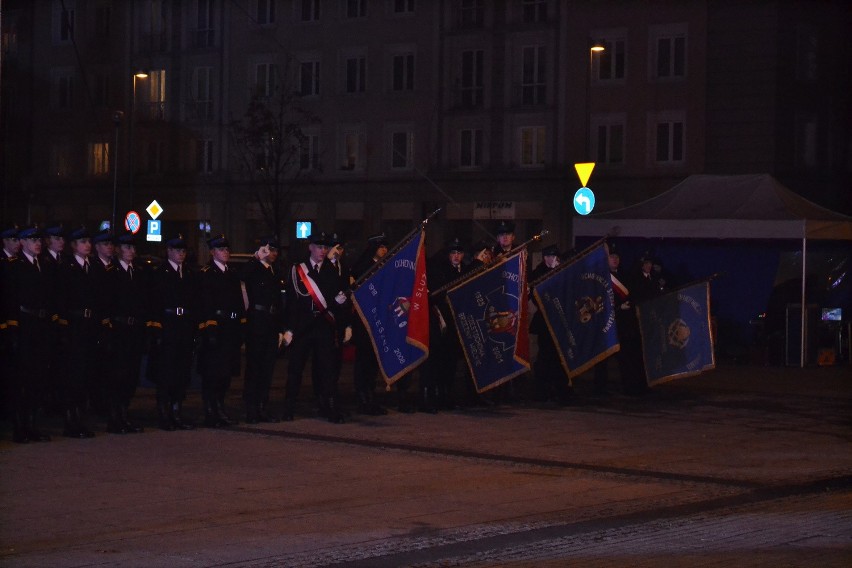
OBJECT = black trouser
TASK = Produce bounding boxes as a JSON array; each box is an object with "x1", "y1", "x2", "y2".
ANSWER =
[
  {"x1": 533, "y1": 332, "x2": 569, "y2": 399},
  {"x1": 111, "y1": 320, "x2": 145, "y2": 407},
  {"x1": 64, "y1": 317, "x2": 98, "y2": 408},
  {"x1": 243, "y1": 313, "x2": 278, "y2": 407},
  {"x1": 10, "y1": 314, "x2": 52, "y2": 415},
  {"x1": 352, "y1": 318, "x2": 379, "y2": 397},
  {"x1": 287, "y1": 317, "x2": 338, "y2": 401},
  {"x1": 422, "y1": 317, "x2": 460, "y2": 394},
  {"x1": 154, "y1": 316, "x2": 195, "y2": 403},
  {"x1": 200, "y1": 319, "x2": 242, "y2": 402}
]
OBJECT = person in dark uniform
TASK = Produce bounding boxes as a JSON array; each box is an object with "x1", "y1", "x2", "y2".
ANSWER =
[
  {"x1": 107, "y1": 233, "x2": 147, "y2": 433},
  {"x1": 594, "y1": 241, "x2": 648, "y2": 396},
  {"x1": 1, "y1": 224, "x2": 21, "y2": 426},
  {"x1": 349, "y1": 232, "x2": 391, "y2": 416},
  {"x1": 422, "y1": 237, "x2": 470, "y2": 412},
  {"x1": 492, "y1": 220, "x2": 516, "y2": 257},
  {"x1": 40, "y1": 222, "x2": 65, "y2": 266},
  {"x1": 529, "y1": 244, "x2": 573, "y2": 405},
  {"x1": 146, "y1": 234, "x2": 198, "y2": 430},
  {"x1": 3, "y1": 225, "x2": 55, "y2": 443},
  {"x1": 38, "y1": 222, "x2": 66, "y2": 416},
  {"x1": 198, "y1": 234, "x2": 245, "y2": 428},
  {"x1": 56, "y1": 226, "x2": 100, "y2": 438},
  {"x1": 89, "y1": 229, "x2": 117, "y2": 418},
  {"x1": 240, "y1": 236, "x2": 286, "y2": 424},
  {"x1": 282, "y1": 231, "x2": 351, "y2": 423},
  {"x1": 630, "y1": 252, "x2": 665, "y2": 305}
]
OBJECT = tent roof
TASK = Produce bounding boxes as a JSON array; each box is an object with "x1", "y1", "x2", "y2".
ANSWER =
[{"x1": 574, "y1": 174, "x2": 852, "y2": 240}]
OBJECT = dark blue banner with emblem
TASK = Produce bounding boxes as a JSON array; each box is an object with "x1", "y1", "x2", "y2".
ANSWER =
[
  {"x1": 532, "y1": 243, "x2": 620, "y2": 378},
  {"x1": 352, "y1": 229, "x2": 430, "y2": 386},
  {"x1": 636, "y1": 281, "x2": 715, "y2": 386},
  {"x1": 446, "y1": 251, "x2": 530, "y2": 393}
]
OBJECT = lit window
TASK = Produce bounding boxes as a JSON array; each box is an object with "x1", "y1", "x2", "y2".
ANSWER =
[
  {"x1": 89, "y1": 142, "x2": 110, "y2": 176},
  {"x1": 519, "y1": 126, "x2": 545, "y2": 167},
  {"x1": 340, "y1": 128, "x2": 365, "y2": 171}
]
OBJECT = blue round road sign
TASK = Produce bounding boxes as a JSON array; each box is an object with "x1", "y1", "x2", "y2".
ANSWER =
[{"x1": 573, "y1": 187, "x2": 596, "y2": 215}]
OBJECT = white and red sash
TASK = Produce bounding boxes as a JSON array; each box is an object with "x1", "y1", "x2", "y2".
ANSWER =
[
  {"x1": 295, "y1": 263, "x2": 335, "y2": 323},
  {"x1": 610, "y1": 273, "x2": 630, "y2": 303}
]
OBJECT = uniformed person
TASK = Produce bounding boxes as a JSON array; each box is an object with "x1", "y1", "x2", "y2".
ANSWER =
[
  {"x1": 422, "y1": 237, "x2": 470, "y2": 412},
  {"x1": 147, "y1": 234, "x2": 198, "y2": 430},
  {"x1": 349, "y1": 232, "x2": 391, "y2": 416},
  {"x1": 38, "y1": 222, "x2": 65, "y2": 416},
  {"x1": 56, "y1": 226, "x2": 100, "y2": 438},
  {"x1": 1, "y1": 223, "x2": 21, "y2": 426},
  {"x1": 198, "y1": 234, "x2": 245, "y2": 428},
  {"x1": 493, "y1": 220, "x2": 516, "y2": 257},
  {"x1": 89, "y1": 229, "x2": 117, "y2": 418},
  {"x1": 529, "y1": 244, "x2": 573, "y2": 405},
  {"x1": 282, "y1": 231, "x2": 351, "y2": 423},
  {"x1": 107, "y1": 233, "x2": 147, "y2": 433},
  {"x1": 240, "y1": 236, "x2": 286, "y2": 424},
  {"x1": 40, "y1": 222, "x2": 65, "y2": 267},
  {"x1": 3, "y1": 225, "x2": 55, "y2": 443}
]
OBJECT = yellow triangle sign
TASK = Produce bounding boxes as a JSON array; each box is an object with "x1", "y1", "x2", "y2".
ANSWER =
[{"x1": 574, "y1": 162, "x2": 596, "y2": 187}]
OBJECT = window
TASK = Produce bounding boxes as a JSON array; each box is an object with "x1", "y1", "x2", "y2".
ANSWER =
[
  {"x1": 522, "y1": 0, "x2": 546, "y2": 23},
  {"x1": 795, "y1": 27, "x2": 818, "y2": 81},
  {"x1": 340, "y1": 128, "x2": 365, "y2": 171},
  {"x1": 196, "y1": 139, "x2": 214, "y2": 173},
  {"x1": 50, "y1": 143, "x2": 72, "y2": 177},
  {"x1": 53, "y1": 69, "x2": 74, "y2": 110},
  {"x1": 460, "y1": 50, "x2": 483, "y2": 107},
  {"x1": 141, "y1": 70, "x2": 167, "y2": 120},
  {"x1": 391, "y1": 131, "x2": 413, "y2": 169},
  {"x1": 653, "y1": 117, "x2": 684, "y2": 163},
  {"x1": 521, "y1": 45, "x2": 546, "y2": 105},
  {"x1": 651, "y1": 24, "x2": 687, "y2": 79},
  {"x1": 299, "y1": 60, "x2": 321, "y2": 96},
  {"x1": 392, "y1": 52, "x2": 415, "y2": 91},
  {"x1": 345, "y1": 56, "x2": 366, "y2": 93},
  {"x1": 257, "y1": 0, "x2": 275, "y2": 24},
  {"x1": 346, "y1": 0, "x2": 366, "y2": 18},
  {"x1": 458, "y1": 0, "x2": 483, "y2": 28},
  {"x1": 95, "y1": 5, "x2": 111, "y2": 37},
  {"x1": 195, "y1": 0, "x2": 215, "y2": 47},
  {"x1": 794, "y1": 114, "x2": 817, "y2": 168},
  {"x1": 595, "y1": 121, "x2": 625, "y2": 165},
  {"x1": 300, "y1": 134, "x2": 319, "y2": 171},
  {"x1": 519, "y1": 126, "x2": 545, "y2": 167},
  {"x1": 301, "y1": 0, "x2": 320, "y2": 21},
  {"x1": 596, "y1": 38, "x2": 625, "y2": 81},
  {"x1": 89, "y1": 142, "x2": 110, "y2": 176},
  {"x1": 459, "y1": 129, "x2": 483, "y2": 168},
  {"x1": 92, "y1": 74, "x2": 110, "y2": 108},
  {"x1": 192, "y1": 67, "x2": 213, "y2": 121},
  {"x1": 394, "y1": 0, "x2": 414, "y2": 14},
  {"x1": 53, "y1": 1, "x2": 75, "y2": 44},
  {"x1": 255, "y1": 63, "x2": 277, "y2": 97}
]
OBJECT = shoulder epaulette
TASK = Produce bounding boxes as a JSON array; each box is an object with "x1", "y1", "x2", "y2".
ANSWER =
[{"x1": 201, "y1": 265, "x2": 211, "y2": 272}]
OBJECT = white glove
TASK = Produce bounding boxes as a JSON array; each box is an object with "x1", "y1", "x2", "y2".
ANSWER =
[{"x1": 343, "y1": 326, "x2": 352, "y2": 344}]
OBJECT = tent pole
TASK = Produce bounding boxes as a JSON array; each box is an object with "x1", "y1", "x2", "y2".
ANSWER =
[{"x1": 800, "y1": 231, "x2": 807, "y2": 368}]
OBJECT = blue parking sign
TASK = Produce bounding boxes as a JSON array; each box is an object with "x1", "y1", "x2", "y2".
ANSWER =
[{"x1": 147, "y1": 219, "x2": 162, "y2": 242}]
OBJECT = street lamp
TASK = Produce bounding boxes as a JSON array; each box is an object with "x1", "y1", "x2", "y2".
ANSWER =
[
  {"x1": 586, "y1": 40, "x2": 606, "y2": 160},
  {"x1": 129, "y1": 70, "x2": 148, "y2": 213}
]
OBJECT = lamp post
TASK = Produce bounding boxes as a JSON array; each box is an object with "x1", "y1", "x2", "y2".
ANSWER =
[
  {"x1": 129, "y1": 70, "x2": 148, "y2": 214},
  {"x1": 111, "y1": 111, "x2": 123, "y2": 233},
  {"x1": 585, "y1": 40, "x2": 606, "y2": 160}
]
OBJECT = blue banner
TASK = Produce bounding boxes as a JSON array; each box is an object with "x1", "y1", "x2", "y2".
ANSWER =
[
  {"x1": 636, "y1": 281, "x2": 715, "y2": 386},
  {"x1": 446, "y1": 251, "x2": 530, "y2": 393},
  {"x1": 352, "y1": 230, "x2": 430, "y2": 385},
  {"x1": 532, "y1": 243, "x2": 620, "y2": 378}
]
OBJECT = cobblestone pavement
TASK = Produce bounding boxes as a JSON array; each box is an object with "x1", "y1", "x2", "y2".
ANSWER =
[{"x1": 1, "y1": 363, "x2": 850, "y2": 567}]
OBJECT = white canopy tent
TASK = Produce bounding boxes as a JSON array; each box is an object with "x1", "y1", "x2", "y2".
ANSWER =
[{"x1": 573, "y1": 174, "x2": 852, "y2": 366}]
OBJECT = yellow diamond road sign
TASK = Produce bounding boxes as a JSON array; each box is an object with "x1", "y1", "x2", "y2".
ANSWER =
[
  {"x1": 574, "y1": 162, "x2": 596, "y2": 188},
  {"x1": 146, "y1": 200, "x2": 163, "y2": 220}
]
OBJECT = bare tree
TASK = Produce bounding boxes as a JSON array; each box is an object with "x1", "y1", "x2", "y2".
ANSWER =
[{"x1": 229, "y1": 85, "x2": 320, "y2": 246}]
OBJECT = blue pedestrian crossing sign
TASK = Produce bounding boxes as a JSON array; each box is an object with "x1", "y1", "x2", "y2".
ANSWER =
[
  {"x1": 573, "y1": 187, "x2": 596, "y2": 215},
  {"x1": 146, "y1": 219, "x2": 162, "y2": 242},
  {"x1": 295, "y1": 221, "x2": 312, "y2": 240}
]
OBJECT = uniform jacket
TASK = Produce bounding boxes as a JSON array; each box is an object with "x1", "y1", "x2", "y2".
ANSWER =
[
  {"x1": 199, "y1": 260, "x2": 246, "y2": 327},
  {"x1": 239, "y1": 257, "x2": 286, "y2": 331},
  {"x1": 147, "y1": 260, "x2": 199, "y2": 329},
  {"x1": 284, "y1": 260, "x2": 350, "y2": 336}
]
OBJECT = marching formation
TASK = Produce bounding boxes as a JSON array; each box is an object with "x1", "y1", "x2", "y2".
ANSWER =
[{"x1": 1, "y1": 218, "x2": 710, "y2": 445}]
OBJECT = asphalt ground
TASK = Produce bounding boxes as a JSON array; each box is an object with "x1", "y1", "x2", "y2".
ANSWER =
[{"x1": 1, "y1": 357, "x2": 850, "y2": 567}]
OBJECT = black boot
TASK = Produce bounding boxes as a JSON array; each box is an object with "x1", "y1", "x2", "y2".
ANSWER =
[
  {"x1": 326, "y1": 397, "x2": 345, "y2": 424},
  {"x1": 203, "y1": 399, "x2": 223, "y2": 428},
  {"x1": 171, "y1": 402, "x2": 195, "y2": 430},
  {"x1": 121, "y1": 405, "x2": 144, "y2": 433},
  {"x1": 158, "y1": 400, "x2": 177, "y2": 431},
  {"x1": 106, "y1": 403, "x2": 129, "y2": 434},
  {"x1": 258, "y1": 402, "x2": 280, "y2": 423},
  {"x1": 217, "y1": 397, "x2": 237, "y2": 426}
]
